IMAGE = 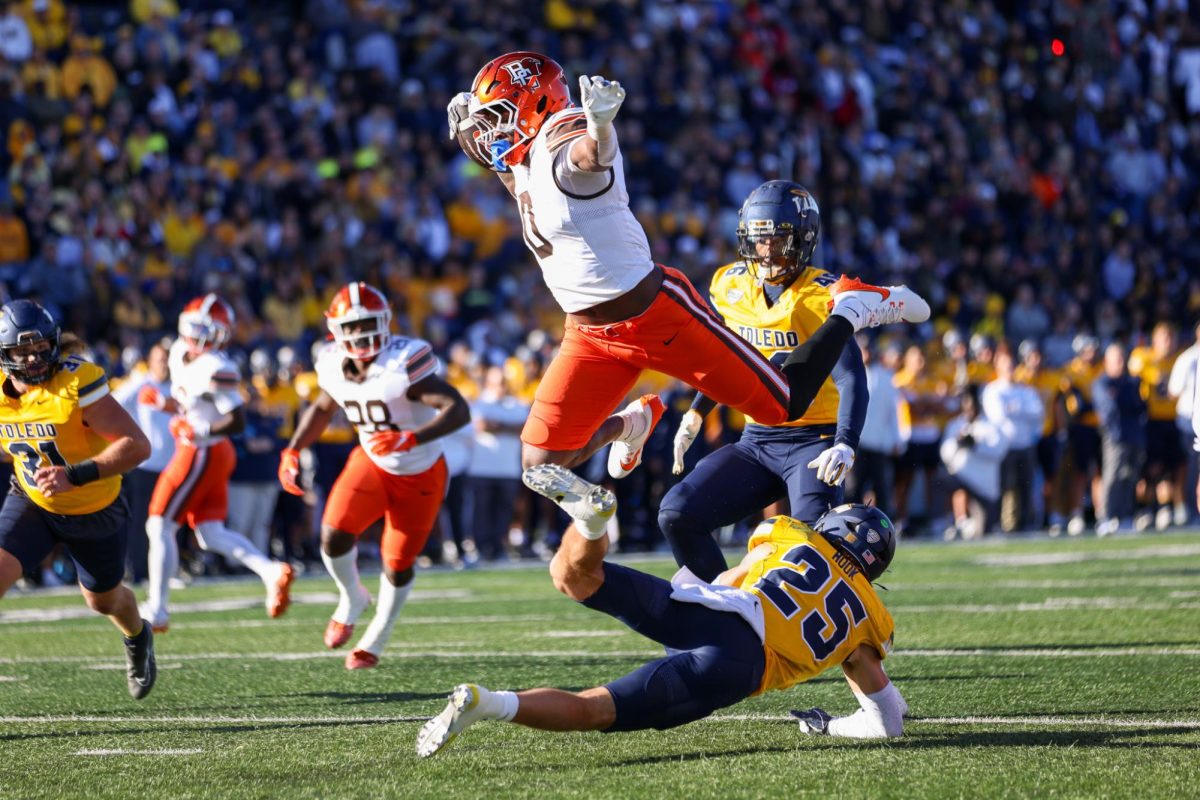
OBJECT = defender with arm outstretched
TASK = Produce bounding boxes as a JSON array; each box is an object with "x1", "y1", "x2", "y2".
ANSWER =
[
  {"x1": 417, "y1": 501, "x2": 904, "y2": 755},
  {"x1": 661, "y1": 181, "x2": 869, "y2": 580}
]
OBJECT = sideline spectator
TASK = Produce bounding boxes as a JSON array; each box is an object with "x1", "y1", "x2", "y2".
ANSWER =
[
  {"x1": 941, "y1": 385, "x2": 1008, "y2": 540},
  {"x1": 465, "y1": 365, "x2": 527, "y2": 561},
  {"x1": 983, "y1": 347, "x2": 1044, "y2": 532},
  {"x1": 1093, "y1": 343, "x2": 1147, "y2": 536}
]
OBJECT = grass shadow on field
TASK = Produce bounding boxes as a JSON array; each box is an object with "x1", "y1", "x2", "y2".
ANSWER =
[
  {"x1": 295, "y1": 690, "x2": 451, "y2": 704},
  {"x1": 604, "y1": 744, "x2": 799, "y2": 767}
]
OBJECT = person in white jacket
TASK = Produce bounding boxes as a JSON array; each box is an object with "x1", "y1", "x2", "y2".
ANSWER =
[
  {"x1": 982, "y1": 348, "x2": 1044, "y2": 532},
  {"x1": 941, "y1": 385, "x2": 1009, "y2": 539},
  {"x1": 1170, "y1": 321, "x2": 1200, "y2": 523}
]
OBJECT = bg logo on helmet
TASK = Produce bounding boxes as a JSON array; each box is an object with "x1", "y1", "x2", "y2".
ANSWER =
[{"x1": 503, "y1": 58, "x2": 542, "y2": 87}]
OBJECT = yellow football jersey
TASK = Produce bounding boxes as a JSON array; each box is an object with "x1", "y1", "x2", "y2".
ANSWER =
[
  {"x1": 1015, "y1": 365, "x2": 1063, "y2": 436},
  {"x1": 1062, "y1": 358, "x2": 1101, "y2": 427},
  {"x1": 0, "y1": 357, "x2": 121, "y2": 514},
  {"x1": 709, "y1": 264, "x2": 839, "y2": 428},
  {"x1": 252, "y1": 376, "x2": 301, "y2": 438},
  {"x1": 739, "y1": 516, "x2": 893, "y2": 695},
  {"x1": 1127, "y1": 347, "x2": 1177, "y2": 422}
]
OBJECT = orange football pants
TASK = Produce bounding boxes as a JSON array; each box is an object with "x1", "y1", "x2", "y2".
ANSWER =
[
  {"x1": 148, "y1": 439, "x2": 236, "y2": 527},
  {"x1": 323, "y1": 447, "x2": 448, "y2": 573},
  {"x1": 522, "y1": 266, "x2": 791, "y2": 451}
]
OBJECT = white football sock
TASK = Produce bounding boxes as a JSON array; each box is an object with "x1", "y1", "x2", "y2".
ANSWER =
[
  {"x1": 145, "y1": 515, "x2": 179, "y2": 616},
  {"x1": 322, "y1": 547, "x2": 370, "y2": 624},
  {"x1": 614, "y1": 401, "x2": 648, "y2": 442},
  {"x1": 475, "y1": 687, "x2": 520, "y2": 722},
  {"x1": 355, "y1": 576, "x2": 412, "y2": 656},
  {"x1": 194, "y1": 521, "x2": 277, "y2": 582}
]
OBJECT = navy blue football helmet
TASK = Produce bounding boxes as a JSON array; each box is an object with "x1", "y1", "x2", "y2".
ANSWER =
[
  {"x1": 736, "y1": 180, "x2": 821, "y2": 285},
  {"x1": 812, "y1": 503, "x2": 896, "y2": 582},
  {"x1": 0, "y1": 299, "x2": 61, "y2": 385}
]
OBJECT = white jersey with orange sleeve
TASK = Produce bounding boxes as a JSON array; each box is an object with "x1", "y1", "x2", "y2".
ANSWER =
[
  {"x1": 168, "y1": 338, "x2": 244, "y2": 447},
  {"x1": 314, "y1": 337, "x2": 445, "y2": 476},
  {"x1": 509, "y1": 107, "x2": 654, "y2": 313}
]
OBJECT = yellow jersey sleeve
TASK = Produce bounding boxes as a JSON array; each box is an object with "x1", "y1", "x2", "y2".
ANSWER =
[
  {"x1": 708, "y1": 265, "x2": 840, "y2": 428},
  {"x1": 0, "y1": 358, "x2": 121, "y2": 514},
  {"x1": 740, "y1": 516, "x2": 894, "y2": 694}
]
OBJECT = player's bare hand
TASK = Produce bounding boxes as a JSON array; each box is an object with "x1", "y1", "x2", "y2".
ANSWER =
[
  {"x1": 807, "y1": 443, "x2": 855, "y2": 486},
  {"x1": 672, "y1": 409, "x2": 703, "y2": 475},
  {"x1": 368, "y1": 430, "x2": 417, "y2": 457},
  {"x1": 34, "y1": 466, "x2": 72, "y2": 497},
  {"x1": 579, "y1": 75, "x2": 625, "y2": 129},
  {"x1": 278, "y1": 447, "x2": 304, "y2": 496}
]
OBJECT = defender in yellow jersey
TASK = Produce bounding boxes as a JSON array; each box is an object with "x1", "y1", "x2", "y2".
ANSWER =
[
  {"x1": 0, "y1": 300, "x2": 156, "y2": 699},
  {"x1": 1128, "y1": 323, "x2": 1184, "y2": 530},
  {"x1": 660, "y1": 181, "x2": 869, "y2": 580},
  {"x1": 416, "y1": 494, "x2": 903, "y2": 757}
]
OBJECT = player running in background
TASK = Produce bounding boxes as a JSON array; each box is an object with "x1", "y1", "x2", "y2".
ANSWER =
[
  {"x1": 0, "y1": 300, "x2": 156, "y2": 698},
  {"x1": 660, "y1": 181, "x2": 868, "y2": 580},
  {"x1": 448, "y1": 51, "x2": 928, "y2": 542},
  {"x1": 417, "y1": 504, "x2": 903, "y2": 755},
  {"x1": 278, "y1": 283, "x2": 470, "y2": 669},
  {"x1": 141, "y1": 294, "x2": 295, "y2": 632}
]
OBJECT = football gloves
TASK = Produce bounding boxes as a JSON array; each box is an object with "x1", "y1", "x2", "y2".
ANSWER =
[
  {"x1": 368, "y1": 430, "x2": 418, "y2": 457},
  {"x1": 671, "y1": 409, "x2": 703, "y2": 475},
  {"x1": 446, "y1": 91, "x2": 472, "y2": 141},
  {"x1": 278, "y1": 447, "x2": 303, "y2": 496},
  {"x1": 137, "y1": 385, "x2": 167, "y2": 410},
  {"x1": 791, "y1": 707, "x2": 833, "y2": 735},
  {"x1": 579, "y1": 75, "x2": 625, "y2": 133},
  {"x1": 807, "y1": 443, "x2": 855, "y2": 486}
]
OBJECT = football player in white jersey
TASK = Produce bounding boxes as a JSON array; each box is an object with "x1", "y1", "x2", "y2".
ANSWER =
[
  {"x1": 278, "y1": 282, "x2": 470, "y2": 669},
  {"x1": 141, "y1": 295, "x2": 295, "y2": 632},
  {"x1": 449, "y1": 52, "x2": 930, "y2": 544}
]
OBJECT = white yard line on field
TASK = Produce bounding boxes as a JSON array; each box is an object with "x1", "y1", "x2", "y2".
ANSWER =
[
  {"x1": 975, "y1": 543, "x2": 1200, "y2": 567},
  {"x1": 3, "y1": 715, "x2": 423, "y2": 724},
  {"x1": 2, "y1": 644, "x2": 1199, "y2": 668},
  {"x1": 74, "y1": 748, "x2": 203, "y2": 756},
  {"x1": 895, "y1": 597, "x2": 1200, "y2": 613},
  {"x1": 707, "y1": 713, "x2": 1200, "y2": 728}
]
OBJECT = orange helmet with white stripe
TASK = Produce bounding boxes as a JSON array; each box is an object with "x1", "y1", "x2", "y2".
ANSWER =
[
  {"x1": 178, "y1": 294, "x2": 234, "y2": 355},
  {"x1": 467, "y1": 51, "x2": 573, "y2": 168},
  {"x1": 326, "y1": 282, "x2": 392, "y2": 360}
]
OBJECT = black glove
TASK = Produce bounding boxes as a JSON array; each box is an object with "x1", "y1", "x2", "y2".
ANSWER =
[{"x1": 790, "y1": 707, "x2": 833, "y2": 735}]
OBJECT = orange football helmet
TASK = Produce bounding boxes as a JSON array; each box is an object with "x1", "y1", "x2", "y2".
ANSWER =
[
  {"x1": 178, "y1": 294, "x2": 234, "y2": 354},
  {"x1": 326, "y1": 282, "x2": 392, "y2": 360},
  {"x1": 467, "y1": 51, "x2": 572, "y2": 168}
]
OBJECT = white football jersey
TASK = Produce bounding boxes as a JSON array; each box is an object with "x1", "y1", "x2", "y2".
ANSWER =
[
  {"x1": 315, "y1": 337, "x2": 444, "y2": 476},
  {"x1": 510, "y1": 107, "x2": 654, "y2": 313},
  {"x1": 168, "y1": 339, "x2": 243, "y2": 447}
]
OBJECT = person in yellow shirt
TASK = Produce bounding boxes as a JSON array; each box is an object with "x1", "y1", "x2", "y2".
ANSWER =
[
  {"x1": 61, "y1": 35, "x2": 118, "y2": 108},
  {"x1": 1059, "y1": 335, "x2": 1103, "y2": 535},
  {"x1": 1014, "y1": 341, "x2": 1069, "y2": 532},
  {"x1": 893, "y1": 344, "x2": 950, "y2": 533},
  {"x1": 1128, "y1": 322, "x2": 1182, "y2": 530},
  {"x1": 0, "y1": 300, "x2": 156, "y2": 699},
  {"x1": 417, "y1": 500, "x2": 903, "y2": 757}
]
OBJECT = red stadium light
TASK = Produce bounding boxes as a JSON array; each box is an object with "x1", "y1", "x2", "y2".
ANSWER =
[{"x1": 1051, "y1": 39, "x2": 1065, "y2": 57}]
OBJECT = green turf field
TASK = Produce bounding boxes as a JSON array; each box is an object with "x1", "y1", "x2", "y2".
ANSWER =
[{"x1": 2, "y1": 532, "x2": 1199, "y2": 799}]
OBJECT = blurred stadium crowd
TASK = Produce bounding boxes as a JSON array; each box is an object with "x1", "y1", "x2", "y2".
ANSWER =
[{"x1": 2, "y1": 0, "x2": 1199, "y2": 581}]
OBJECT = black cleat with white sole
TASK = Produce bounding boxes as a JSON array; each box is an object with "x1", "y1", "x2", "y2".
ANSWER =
[{"x1": 124, "y1": 620, "x2": 156, "y2": 700}]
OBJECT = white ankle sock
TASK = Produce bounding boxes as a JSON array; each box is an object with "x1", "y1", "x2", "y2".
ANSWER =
[
  {"x1": 355, "y1": 577, "x2": 412, "y2": 656},
  {"x1": 194, "y1": 522, "x2": 277, "y2": 581},
  {"x1": 145, "y1": 515, "x2": 179, "y2": 616},
  {"x1": 576, "y1": 517, "x2": 608, "y2": 540},
  {"x1": 477, "y1": 687, "x2": 519, "y2": 721},
  {"x1": 321, "y1": 548, "x2": 369, "y2": 624}
]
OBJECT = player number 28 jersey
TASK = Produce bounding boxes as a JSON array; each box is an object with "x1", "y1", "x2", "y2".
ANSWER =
[
  {"x1": 510, "y1": 108, "x2": 654, "y2": 313},
  {"x1": 168, "y1": 339, "x2": 244, "y2": 447},
  {"x1": 709, "y1": 264, "x2": 840, "y2": 428},
  {"x1": 0, "y1": 356, "x2": 120, "y2": 514},
  {"x1": 315, "y1": 337, "x2": 444, "y2": 476},
  {"x1": 739, "y1": 516, "x2": 894, "y2": 694}
]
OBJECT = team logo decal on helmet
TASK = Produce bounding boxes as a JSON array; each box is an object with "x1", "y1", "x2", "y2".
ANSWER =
[{"x1": 502, "y1": 57, "x2": 542, "y2": 87}]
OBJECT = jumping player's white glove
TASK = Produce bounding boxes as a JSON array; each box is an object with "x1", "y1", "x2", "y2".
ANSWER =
[
  {"x1": 672, "y1": 409, "x2": 703, "y2": 475},
  {"x1": 579, "y1": 75, "x2": 625, "y2": 135},
  {"x1": 807, "y1": 443, "x2": 856, "y2": 486},
  {"x1": 791, "y1": 707, "x2": 832, "y2": 735},
  {"x1": 446, "y1": 91, "x2": 472, "y2": 141}
]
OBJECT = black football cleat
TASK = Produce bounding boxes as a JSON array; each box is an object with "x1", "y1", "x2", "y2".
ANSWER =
[{"x1": 124, "y1": 620, "x2": 157, "y2": 700}]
